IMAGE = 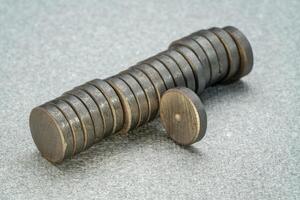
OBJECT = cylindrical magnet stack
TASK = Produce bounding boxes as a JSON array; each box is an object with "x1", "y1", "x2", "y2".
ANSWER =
[{"x1": 29, "y1": 26, "x2": 253, "y2": 163}]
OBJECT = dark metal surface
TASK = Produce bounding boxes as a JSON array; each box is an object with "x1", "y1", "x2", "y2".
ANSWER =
[
  {"x1": 172, "y1": 46, "x2": 206, "y2": 94},
  {"x1": 79, "y1": 84, "x2": 113, "y2": 137},
  {"x1": 66, "y1": 89, "x2": 103, "y2": 142},
  {"x1": 160, "y1": 87, "x2": 207, "y2": 145},
  {"x1": 209, "y1": 27, "x2": 240, "y2": 83},
  {"x1": 118, "y1": 73, "x2": 149, "y2": 126},
  {"x1": 169, "y1": 38, "x2": 211, "y2": 86},
  {"x1": 60, "y1": 94, "x2": 95, "y2": 149},
  {"x1": 106, "y1": 77, "x2": 139, "y2": 133},
  {"x1": 134, "y1": 64, "x2": 167, "y2": 102},
  {"x1": 191, "y1": 35, "x2": 220, "y2": 85},
  {"x1": 89, "y1": 79, "x2": 124, "y2": 134},
  {"x1": 51, "y1": 99, "x2": 85, "y2": 155},
  {"x1": 155, "y1": 54, "x2": 186, "y2": 87},
  {"x1": 141, "y1": 58, "x2": 175, "y2": 89},
  {"x1": 30, "y1": 104, "x2": 74, "y2": 163},
  {"x1": 223, "y1": 26, "x2": 254, "y2": 81},
  {"x1": 195, "y1": 30, "x2": 229, "y2": 81},
  {"x1": 126, "y1": 68, "x2": 159, "y2": 121}
]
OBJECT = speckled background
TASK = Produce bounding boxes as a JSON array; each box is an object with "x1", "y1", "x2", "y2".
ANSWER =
[{"x1": 0, "y1": 0, "x2": 299, "y2": 199}]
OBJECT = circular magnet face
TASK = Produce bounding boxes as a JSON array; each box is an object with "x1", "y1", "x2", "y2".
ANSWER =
[
  {"x1": 223, "y1": 26, "x2": 254, "y2": 81},
  {"x1": 195, "y1": 30, "x2": 229, "y2": 81},
  {"x1": 50, "y1": 99, "x2": 85, "y2": 155},
  {"x1": 141, "y1": 58, "x2": 175, "y2": 89},
  {"x1": 89, "y1": 79, "x2": 124, "y2": 134},
  {"x1": 191, "y1": 35, "x2": 220, "y2": 85},
  {"x1": 59, "y1": 94, "x2": 95, "y2": 149},
  {"x1": 133, "y1": 64, "x2": 167, "y2": 102},
  {"x1": 118, "y1": 73, "x2": 149, "y2": 126},
  {"x1": 155, "y1": 54, "x2": 186, "y2": 87},
  {"x1": 160, "y1": 50, "x2": 196, "y2": 91},
  {"x1": 172, "y1": 46, "x2": 206, "y2": 94},
  {"x1": 106, "y1": 77, "x2": 139, "y2": 133},
  {"x1": 125, "y1": 68, "x2": 159, "y2": 121},
  {"x1": 65, "y1": 89, "x2": 102, "y2": 143},
  {"x1": 29, "y1": 103, "x2": 74, "y2": 163},
  {"x1": 159, "y1": 87, "x2": 207, "y2": 145},
  {"x1": 79, "y1": 83, "x2": 113, "y2": 137},
  {"x1": 209, "y1": 27, "x2": 240, "y2": 83}
]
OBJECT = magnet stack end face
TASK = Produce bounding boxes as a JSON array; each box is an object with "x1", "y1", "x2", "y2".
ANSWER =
[
  {"x1": 29, "y1": 105, "x2": 71, "y2": 163},
  {"x1": 159, "y1": 87, "x2": 207, "y2": 145},
  {"x1": 223, "y1": 26, "x2": 254, "y2": 82}
]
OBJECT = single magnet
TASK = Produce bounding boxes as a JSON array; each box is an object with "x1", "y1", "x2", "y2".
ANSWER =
[
  {"x1": 160, "y1": 87, "x2": 207, "y2": 145},
  {"x1": 29, "y1": 104, "x2": 74, "y2": 163}
]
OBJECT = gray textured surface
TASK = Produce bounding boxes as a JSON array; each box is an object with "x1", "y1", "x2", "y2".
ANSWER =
[{"x1": 0, "y1": 0, "x2": 299, "y2": 199}]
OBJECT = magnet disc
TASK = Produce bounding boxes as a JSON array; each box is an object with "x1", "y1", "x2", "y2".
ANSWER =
[
  {"x1": 160, "y1": 87, "x2": 207, "y2": 145},
  {"x1": 29, "y1": 103, "x2": 74, "y2": 163},
  {"x1": 223, "y1": 26, "x2": 254, "y2": 81}
]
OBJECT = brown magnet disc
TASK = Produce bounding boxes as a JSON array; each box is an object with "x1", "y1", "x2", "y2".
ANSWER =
[
  {"x1": 172, "y1": 46, "x2": 206, "y2": 94},
  {"x1": 169, "y1": 38, "x2": 211, "y2": 86},
  {"x1": 159, "y1": 87, "x2": 207, "y2": 145},
  {"x1": 133, "y1": 64, "x2": 167, "y2": 102},
  {"x1": 118, "y1": 73, "x2": 149, "y2": 126},
  {"x1": 50, "y1": 99, "x2": 85, "y2": 155},
  {"x1": 106, "y1": 77, "x2": 139, "y2": 133},
  {"x1": 125, "y1": 68, "x2": 159, "y2": 121},
  {"x1": 223, "y1": 26, "x2": 254, "y2": 81},
  {"x1": 29, "y1": 103, "x2": 74, "y2": 163},
  {"x1": 209, "y1": 27, "x2": 240, "y2": 83},
  {"x1": 65, "y1": 89, "x2": 103, "y2": 143},
  {"x1": 155, "y1": 54, "x2": 186, "y2": 87},
  {"x1": 89, "y1": 79, "x2": 124, "y2": 134},
  {"x1": 162, "y1": 49, "x2": 196, "y2": 91},
  {"x1": 195, "y1": 30, "x2": 229, "y2": 81},
  {"x1": 191, "y1": 35, "x2": 220, "y2": 85},
  {"x1": 141, "y1": 58, "x2": 175, "y2": 89},
  {"x1": 79, "y1": 83, "x2": 113, "y2": 137},
  {"x1": 59, "y1": 94, "x2": 95, "y2": 149}
]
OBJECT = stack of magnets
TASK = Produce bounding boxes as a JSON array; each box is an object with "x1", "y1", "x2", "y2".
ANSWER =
[{"x1": 29, "y1": 26, "x2": 253, "y2": 163}]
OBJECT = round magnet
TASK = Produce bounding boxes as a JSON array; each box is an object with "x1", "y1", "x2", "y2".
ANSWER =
[
  {"x1": 169, "y1": 38, "x2": 211, "y2": 86},
  {"x1": 195, "y1": 30, "x2": 229, "y2": 81},
  {"x1": 191, "y1": 35, "x2": 220, "y2": 85},
  {"x1": 60, "y1": 94, "x2": 95, "y2": 149},
  {"x1": 50, "y1": 99, "x2": 85, "y2": 155},
  {"x1": 89, "y1": 79, "x2": 124, "y2": 134},
  {"x1": 160, "y1": 87, "x2": 207, "y2": 145},
  {"x1": 126, "y1": 68, "x2": 159, "y2": 121},
  {"x1": 155, "y1": 54, "x2": 186, "y2": 87},
  {"x1": 142, "y1": 58, "x2": 175, "y2": 89},
  {"x1": 223, "y1": 26, "x2": 254, "y2": 81},
  {"x1": 133, "y1": 64, "x2": 167, "y2": 101},
  {"x1": 209, "y1": 27, "x2": 240, "y2": 83},
  {"x1": 66, "y1": 89, "x2": 104, "y2": 143},
  {"x1": 106, "y1": 77, "x2": 139, "y2": 133},
  {"x1": 118, "y1": 73, "x2": 149, "y2": 126},
  {"x1": 160, "y1": 50, "x2": 196, "y2": 91},
  {"x1": 172, "y1": 46, "x2": 206, "y2": 94},
  {"x1": 79, "y1": 83, "x2": 113, "y2": 137},
  {"x1": 29, "y1": 103, "x2": 74, "y2": 163}
]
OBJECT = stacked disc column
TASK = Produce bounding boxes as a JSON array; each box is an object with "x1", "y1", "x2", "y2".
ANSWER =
[{"x1": 30, "y1": 26, "x2": 253, "y2": 163}]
